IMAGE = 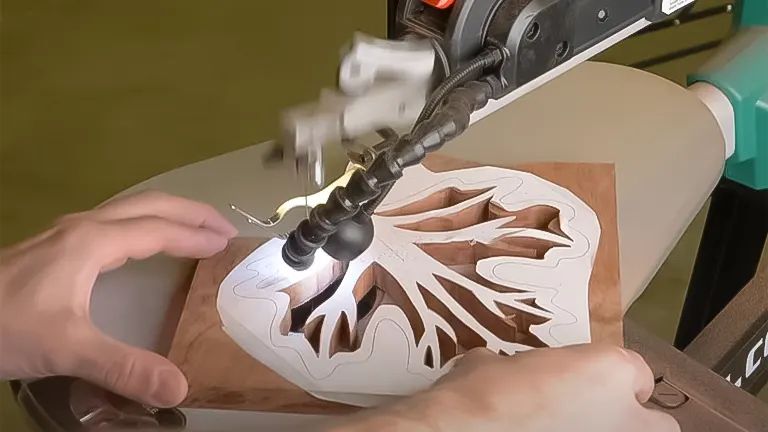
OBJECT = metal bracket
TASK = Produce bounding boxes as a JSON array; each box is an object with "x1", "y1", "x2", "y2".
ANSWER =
[
  {"x1": 229, "y1": 164, "x2": 363, "y2": 239},
  {"x1": 272, "y1": 33, "x2": 435, "y2": 190}
]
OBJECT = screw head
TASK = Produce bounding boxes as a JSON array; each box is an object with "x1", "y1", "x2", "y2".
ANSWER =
[
  {"x1": 525, "y1": 21, "x2": 540, "y2": 41},
  {"x1": 555, "y1": 41, "x2": 569, "y2": 59},
  {"x1": 650, "y1": 380, "x2": 688, "y2": 409},
  {"x1": 597, "y1": 8, "x2": 609, "y2": 23}
]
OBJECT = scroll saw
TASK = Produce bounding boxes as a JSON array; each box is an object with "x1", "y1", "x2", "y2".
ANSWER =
[{"x1": 230, "y1": 0, "x2": 767, "y2": 277}]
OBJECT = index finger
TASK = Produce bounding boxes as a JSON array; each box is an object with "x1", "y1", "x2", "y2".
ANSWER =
[
  {"x1": 90, "y1": 191, "x2": 238, "y2": 237},
  {"x1": 71, "y1": 216, "x2": 231, "y2": 274}
]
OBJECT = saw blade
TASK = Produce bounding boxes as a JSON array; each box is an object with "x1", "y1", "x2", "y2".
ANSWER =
[{"x1": 297, "y1": 145, "x2": 325, "y2": 219}]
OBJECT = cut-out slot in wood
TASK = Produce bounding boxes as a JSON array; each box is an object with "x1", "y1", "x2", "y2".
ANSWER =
[
  {"x1": 388, "y1": 188, "x2": 568, "y2": 236},
  {"x1": 376, "y1": 198, "x2": 569, "y2": 360},
  {"x1": 370, "y1": 263, "x2": 426, "y2": 344},
  {"x1": 377, "y1": 187, "x2": 493, "y2": 218},
  {"x1": 290, "y1": 275, "x2": 345, "y2": 333},
  {"x1": 288, "y1": 263, "x2": 384, "y2": 335},
  {"x1": 297, "y1": 267, "x2": 391, "y2": 357},
  {"x1": 305, "y1": 315, "x2": 324, "y2": 355},
  {"x1": 436, "y1": 327, "x2": 457, "y2": 368},
  {"x1": 355, "y1": 286, "x2": 385, "y2": 342},
  {"x1": 330, "y1": 312, "x2": 352, "y2": 357},
  {"x1": 356, "y1": 284, "x2": 381, "y2": 322},
  {"x1": 424, "y1": 346, "x2": 435, "y2": 369},
  {"x1": 418, "y1": 283, "x2": 486, "y2": 357},
  {"x1": 279, "y1": 261, "x2": 348, "y2": 335}
]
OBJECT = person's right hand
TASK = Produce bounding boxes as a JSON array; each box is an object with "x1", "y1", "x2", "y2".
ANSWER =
[{"x1": 332, "y1": 344, "x2": 680, "y2": 432}]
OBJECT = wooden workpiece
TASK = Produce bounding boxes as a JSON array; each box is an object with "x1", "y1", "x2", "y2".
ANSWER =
[{"x1": 167, "y1": 154, "x2": 622, "y2": 414}]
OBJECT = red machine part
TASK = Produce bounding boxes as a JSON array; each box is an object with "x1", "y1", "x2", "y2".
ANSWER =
[{"x1": 422, "y1": 0, "x2": 455, "y2": 9}]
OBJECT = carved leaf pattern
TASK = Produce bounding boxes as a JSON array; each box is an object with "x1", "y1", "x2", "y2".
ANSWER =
[
  {"x1": 218, "y1": 160, "x2": 600, "y2": 400},
  {"x1": 301, "y1": 183, "x2": 570, "y2": 367}
]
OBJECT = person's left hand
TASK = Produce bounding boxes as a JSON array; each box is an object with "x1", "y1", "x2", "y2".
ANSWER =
[{"x1": 0, "y1": 191, "x2": 238, "y2": 407}]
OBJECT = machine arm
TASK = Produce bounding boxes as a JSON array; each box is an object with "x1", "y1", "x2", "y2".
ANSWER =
[
  {"x1": 283, "y1": 72, "x2": 503, "y2": 269},
  {"x1": 275, "y1": 0, "x2": 698, "y2": 270}
]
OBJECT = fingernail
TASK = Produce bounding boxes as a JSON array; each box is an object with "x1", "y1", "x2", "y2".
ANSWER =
[
  {"x1": 212, "y1": 234, "x2": 230, "y2": 249},
  {"x1": 226, "y1": 226, "x2": 239, "y2": 238},
  {"x1": 219, "y1": 225, "x2": 238, "y2": 239},
  {"x1": 150, "y1": 369, "x2": 187, "y2": 408}
]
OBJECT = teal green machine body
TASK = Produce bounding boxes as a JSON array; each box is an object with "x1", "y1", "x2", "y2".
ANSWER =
[{"x1": 688, "y1": 0, "x2": 767, "y2": 190}]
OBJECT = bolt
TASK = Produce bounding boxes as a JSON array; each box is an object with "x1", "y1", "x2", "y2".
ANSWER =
[
  {"x1": 525, "y1": 21, "x2": 540, "y2": 41},
  {"x1": 597, "y1": 8, "x2": 609, "y2": 23},
  {"x1": 555, "y1": 41, "x2": 569, "y2": 59},
  {"x1": 650, "y1": 380, "x2": 688, "y2": 409}
]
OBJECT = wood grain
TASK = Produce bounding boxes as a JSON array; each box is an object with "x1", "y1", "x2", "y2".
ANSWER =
[{"x1": 166, "y1": 154, "x2": 622, "y2": 414}]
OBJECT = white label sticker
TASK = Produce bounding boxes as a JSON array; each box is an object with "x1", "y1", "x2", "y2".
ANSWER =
[{"x1": 661, "y1": 0, "x2": 696, "y2": 15}]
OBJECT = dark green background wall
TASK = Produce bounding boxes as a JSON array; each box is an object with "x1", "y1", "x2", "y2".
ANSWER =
[
  {"x1": 1, "y1": 1, "x2": 385, "y2": 428},
  {"x1": 1, "y1": 1, "x2": 385, "y2": 247},
  {"x1": 2, "y1": 0, "x2": 761, "y2": 429}
]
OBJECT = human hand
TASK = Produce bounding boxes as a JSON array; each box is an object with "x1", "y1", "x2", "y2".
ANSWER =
[
  {"x1": 333, "y1": 344, "x2": 680, "y2": 432},
  {"x1": 0, "y1": 191, "x2": 237, "y2": 407}
]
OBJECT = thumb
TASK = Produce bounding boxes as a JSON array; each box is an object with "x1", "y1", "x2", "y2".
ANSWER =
[{"x1": 69, "y1": 328, "x2": 188, "y2": 408}]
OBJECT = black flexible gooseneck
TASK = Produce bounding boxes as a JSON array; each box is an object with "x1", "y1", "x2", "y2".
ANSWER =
[{"x1": 282, "y1": 47, "x2": 506, "y2": 271}]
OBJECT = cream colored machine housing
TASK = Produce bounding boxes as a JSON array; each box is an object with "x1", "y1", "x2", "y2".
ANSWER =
[{"x1": 86, "y1": 61, "x2": 728, "y2": 430}]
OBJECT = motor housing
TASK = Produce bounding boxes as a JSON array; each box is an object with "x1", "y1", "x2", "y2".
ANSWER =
[{"x1": 392, "y1": 0, "x2": 671, "y2": 96}]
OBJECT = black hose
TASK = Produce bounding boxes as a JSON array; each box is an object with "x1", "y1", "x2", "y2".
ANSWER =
[
  {"x1": 363, "y1": 46, "x2": 504, "y2": 216},
  {"x1": 413, "y1": 48, "x2": 503, "y2": 127},
  {"x1": 361, "y1": 129, "x2": 399, "y2": 215},
  {"x1": 283, "y1": 80, "x2": 496, "y2": 270}
]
